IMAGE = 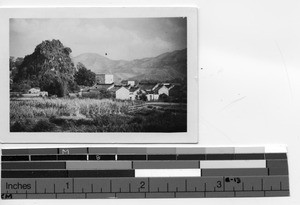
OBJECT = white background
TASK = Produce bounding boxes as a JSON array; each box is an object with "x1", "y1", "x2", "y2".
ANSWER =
[{"x1": 1, "y1": 0, "x2": 300, "y2": 205}]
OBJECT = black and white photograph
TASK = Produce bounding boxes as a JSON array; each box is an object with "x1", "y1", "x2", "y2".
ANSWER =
[
  {"x1": 10, "y1": 18, "x2": 188, "y2": 133},
  {"x1": 0, "y1": 7, "x2": 198, "y2": 143}
]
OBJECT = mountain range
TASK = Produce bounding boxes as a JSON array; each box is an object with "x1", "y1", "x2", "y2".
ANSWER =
[{"x1": 72, "y1": 48, "x2": 187, "y2": 83}]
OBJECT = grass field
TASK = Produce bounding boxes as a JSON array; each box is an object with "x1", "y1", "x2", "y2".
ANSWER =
[{"x1": 10, "y1": 98, "x2": 187, "y2": 132}]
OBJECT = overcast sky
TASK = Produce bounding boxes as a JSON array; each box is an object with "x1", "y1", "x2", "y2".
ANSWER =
[{"x1": 10, "y1": 18, "x2": 187, "y2": 60}]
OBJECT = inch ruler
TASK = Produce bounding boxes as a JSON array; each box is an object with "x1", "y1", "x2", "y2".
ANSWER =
[{"x1": 1, "y1": 146, "x2": 289, "y2": 199}]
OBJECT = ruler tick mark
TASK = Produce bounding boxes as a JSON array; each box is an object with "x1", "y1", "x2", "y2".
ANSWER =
[
  {"x1": 148, "y1": 178, "x2": 150, "y2": 192},
  {"x1": 110, "y1": 180, "x2": 112, "y2": 193}
]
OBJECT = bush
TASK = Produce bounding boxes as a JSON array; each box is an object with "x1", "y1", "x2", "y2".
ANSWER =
[
  {"x1": 129, "y1": 116, "x2": 144, "y2": 124},
  {"x1": 139, "y1": 94, "x2": 147, "y2": 101},
  {"x1": 10, "y1": 121, "x2": 27, "y2": 132},
  {"x1": 159, "y1": 93, "x2": 169, "y2": 102},
  {"x1": 32, "y1": 119, "x2": 56, "y2": 132}
]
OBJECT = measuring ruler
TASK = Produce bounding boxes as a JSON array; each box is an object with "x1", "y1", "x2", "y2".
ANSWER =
[{"x1": 1, "y1": 146, "x2": 289, "y2": 199}]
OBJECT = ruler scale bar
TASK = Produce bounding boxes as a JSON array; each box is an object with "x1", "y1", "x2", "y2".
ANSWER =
[
  {"x1": 2, "y1": 160, "x2": 269, "y2": 170},
  {"x1": 1, "y1": 154, "x2": 288, "y2": 161},
  {"x1": 1, "y1": 146, "x2": 289, "y2": 199},
  {"x1": 2, "y1": 146, "x2": 287, "y2": 155}
]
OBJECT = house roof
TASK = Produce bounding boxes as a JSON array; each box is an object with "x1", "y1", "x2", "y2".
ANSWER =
[
  {"x1": 129, "y1": 87, "x2": 139, "y2": 92},
  {"x1": 165, "y1": 84, "x2": 173, "y2": 89},
  {"x1": 138, "y1": 83, "x2": 157, "y2": 91},
  {"x1": 153, "y1": 84, "x2": 163, "y2": 92},
  {"x1": 146, "y1": 90, "x2": 156, "y2": 94},
  {"x1": 109, "y1": 85, "x2": 125, "y2": 92},
  {"x1": 169, "y1": 85, "x2": 181, "y2": 92},
  {"x1": 29, "y1": 87, "x2": 40, "y2": 90},
  {"x1": 91, "y1": 83, "x2": 114, "y2": 90}
]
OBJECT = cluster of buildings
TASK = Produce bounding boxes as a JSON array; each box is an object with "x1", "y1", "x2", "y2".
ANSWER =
[
  {"x1": 12, "y1": 74, "x2": 181, "y2": 101},
  {"x1": 80, "y1": 74, "x2": 179, "y2": 101}
]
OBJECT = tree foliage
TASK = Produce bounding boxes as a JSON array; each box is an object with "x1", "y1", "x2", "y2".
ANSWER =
[
  {"x1": 10, "y1": 57, "x2": 24, "y2": 88},
  {"x1": 140, "y1": 93, "x2": 147, "y2": 101},
  {"x1": 12, "y1": 39, "x2": 77, "y2": 97},
  {"x1": 74, "y1": 63, "x2": 96, "y2": 86},
  {"x1": 159, "y1": 93, "x2": 169, "y2": 102}
]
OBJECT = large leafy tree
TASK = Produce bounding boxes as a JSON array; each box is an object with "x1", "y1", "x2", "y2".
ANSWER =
[
  {"x1": 10, "y1": 57, "x2": 24, "y2": 88},
  {"x1": 13, "y1": 40, "x2": 76, "y2": 96},
  {"x1": 74, "y1": 63, "x2": 96, "y2": 86}
]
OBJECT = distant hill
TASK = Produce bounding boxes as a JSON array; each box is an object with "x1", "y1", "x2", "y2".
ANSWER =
[{"x1": 72, "y1": 48, "x2": 187, "y2": 83}]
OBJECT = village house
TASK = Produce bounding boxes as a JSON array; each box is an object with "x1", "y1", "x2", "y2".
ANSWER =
[
  {"x1": 96, "y1": 74, "x2": 114, "y2": 84},
  {"x1": 22, "y1": 87, "x2": 48, "y2": 97},
  {"x1": 127, "y1": 81, "x2": 135, "y2": 86},
  {"x1": 115, "y1": 86, "x2": 130, "y2": 100},
  {"x1": 129, "y1": 87, "x2": 140, "y2": 100},
  {"x1": 28, "y1": 87, "x2": 40, "y2": 94},
  {"x1": 145, "y1": 90, "x2": 156, "y2": 101},
  {"x1": 152, "y1": 84, "x2": 169, "y2": 96},
  {"x1": 39, "y1": 91, "x2": 48, "y2": 97},
  {"x1": 138, "y1": 83, "x2": 157, "y2": 93}
]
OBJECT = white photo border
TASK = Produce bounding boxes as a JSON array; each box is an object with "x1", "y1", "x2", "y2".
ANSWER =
[{"x1": 0, "y1": 7, "x2": 198, "y2": 143}]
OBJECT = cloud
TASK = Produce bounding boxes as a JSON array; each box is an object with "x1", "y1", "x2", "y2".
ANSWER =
[{"x1": 10, "y1": 18, "x2": 187, "y2": 60}]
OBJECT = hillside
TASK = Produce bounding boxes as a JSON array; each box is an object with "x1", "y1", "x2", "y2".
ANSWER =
[{"x1": 72, "y1": 48, "x2": 187, "y2": 83}]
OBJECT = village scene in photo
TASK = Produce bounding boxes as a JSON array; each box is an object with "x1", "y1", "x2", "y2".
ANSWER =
[{"x1": 9, "y1": 18, "x2": 187, "y2": 132}]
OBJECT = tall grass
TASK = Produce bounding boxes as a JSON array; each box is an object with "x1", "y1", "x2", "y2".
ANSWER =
[
  {"x1": 11, "y1": 98, "x2": 134, "y2": 120},
  {"x1": 10, "y1": 98, "x2": 187, "y2": 132}
]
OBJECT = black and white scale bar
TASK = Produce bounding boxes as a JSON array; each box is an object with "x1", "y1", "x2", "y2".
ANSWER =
[
  {"x1": 2, "y1": 170, "x2": 135, "y2": 178},
  {"x1": 1, "y1": 153, "x2": 287, "y2": 161}
]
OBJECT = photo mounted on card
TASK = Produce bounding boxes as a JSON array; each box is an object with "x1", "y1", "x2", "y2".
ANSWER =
[{"x1": 0, "y1": 7, "x2": 198, "y2": 143}]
